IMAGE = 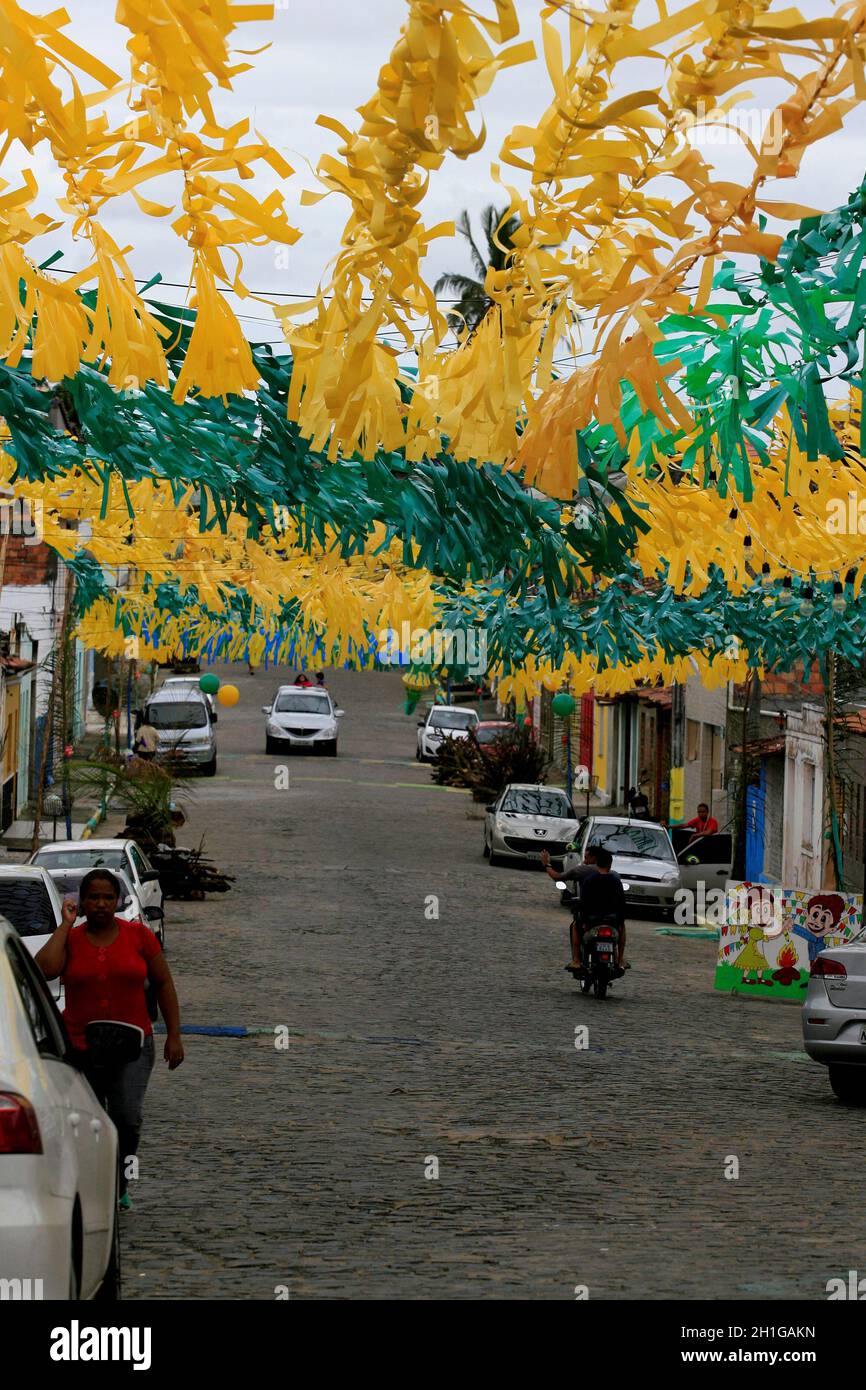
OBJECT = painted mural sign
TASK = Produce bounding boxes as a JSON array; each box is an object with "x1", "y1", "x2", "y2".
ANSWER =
[{"x1": 715, "y1": 882, "x2": 863, "y2": 1000}]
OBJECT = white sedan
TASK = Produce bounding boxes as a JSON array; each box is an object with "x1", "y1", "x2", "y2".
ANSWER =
[
  {"x1": 0, "y1": 916, "x2": 120, "y2": 1299},
  {"x1": 484, "y1": 783, "x2": 581, "y2": 867},
  {"x1": 29, "y1": 840, "x2": 164, "y2": 919},
  {"x1": 263, "y1": 686, "x2": 344, "y2": 756},
  {"x1": 0, "y1": 865, "x2": 66, "y2": 1007},
  {"x1": 416, "y1": 705, "x2": 479, "y2": 762}
]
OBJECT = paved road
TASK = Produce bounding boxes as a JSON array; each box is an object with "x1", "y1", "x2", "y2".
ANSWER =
[{"x1": 122, "y1": 665, "x2": 866, "y2": 1300}]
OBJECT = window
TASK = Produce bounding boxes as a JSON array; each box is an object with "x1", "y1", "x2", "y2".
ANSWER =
[
  {"x1": 129, "y1": 845, "x2": 149, "y2": 878},
  {"x1": 588, "y1": 822, "x2": 676, "y2": 863},
  {"x1": 273, "y1": 692, "x2": 331, "y2": 715},
  {"x1": 802, "y1": 762, "x2": 816, "y2": 851},
  {"x1": 6, "y1": 939, "x2": 65, "y2": 1058},
  {"x1": 0, "y1": 879, "x2": 56, "y2": 936},
  {"x1": 429, "y1": 709, "x2": 477, "y2": 730},
  {"x1": 501, "y1": 789, "x2": 574, "y2": 817},
  {"x1": 33, "y1": 848, "x2": 125, "y2": 871},
  {"x1": 145, "y1": 701, "x2": 208, "y2": 729},
  {"x1": 710, "y1": 727, "x2": 724, "y2": 790},
  {"x1": 686, "y1": 719, "x2": 700, "y2": 761}
]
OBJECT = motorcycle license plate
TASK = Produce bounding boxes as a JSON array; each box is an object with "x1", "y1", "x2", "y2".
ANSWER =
[{"x1": 596, "y1": 942, "x2": 614, "y2": 954}]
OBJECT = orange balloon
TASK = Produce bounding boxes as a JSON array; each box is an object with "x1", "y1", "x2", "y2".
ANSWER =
[{"x1": 217, "y1": 683, "x2": 240, "y2": 707}]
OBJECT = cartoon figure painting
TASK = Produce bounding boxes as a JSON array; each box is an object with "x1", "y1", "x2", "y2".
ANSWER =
[
  {"x1": 715, "y1": 882, "x2": 863, "y2": 999},
  {"x1": 792, "y1": 893, "x2": 847, "y2": 987},
  {"x1": 729, "y1": 885, "x2": 776, "y2": 987}
]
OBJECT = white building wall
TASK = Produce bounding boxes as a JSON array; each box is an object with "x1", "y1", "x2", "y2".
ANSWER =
[{"x1": 782, "y1": 704, "x2": 826, "y2": 890}]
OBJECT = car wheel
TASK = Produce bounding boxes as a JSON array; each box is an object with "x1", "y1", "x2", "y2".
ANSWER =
[
  {"x1": 266, "y1": 735, "x2": 279, "y2": 755},
  {"x1": 93, "y1": 1192, "x2": 122, "y2": 1303},
  {"x1": 483, "y1": 836, "x2": 490, "y2": 859},
  {"x1": 324, "y1": 740, "x2": 337, "y2": 757},
  {"x1": 202, "y1": 755, "x2": 217, "y2": 777},
  {"x1": 489, "y1": 849, "x2": 502, "y2": 867},
  {"x1": 828, "y1": 1064, "x2": 866, "y2": 1105},
  {"x1": 68, "y1": 1203, "x2": 82, "y2": 1299}
]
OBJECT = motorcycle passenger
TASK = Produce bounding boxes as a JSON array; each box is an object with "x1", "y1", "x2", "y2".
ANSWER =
[
  {"x1": 540, "y1": 845, "x2": 598, "y2": 970},
  {"x1": 579, "y1": 847, "x2": 627, "y2": 972}
]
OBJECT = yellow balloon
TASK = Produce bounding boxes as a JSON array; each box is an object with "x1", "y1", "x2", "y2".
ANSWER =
[{"x1": 217, "y1": 684, "x2": 240, "y2": 707}]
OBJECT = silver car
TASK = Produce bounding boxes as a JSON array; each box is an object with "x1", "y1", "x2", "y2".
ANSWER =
[
  {"x1": 803, "y1": 935, "x2": 866, "y2": 1103},
  {"x1": 417, "y1": 705, "x2": 478, "y2": 762},
  {"x1": 563, "y1": 816, "x2": 681, "y2": 915},
  {"x1": 484, "y1": 784, "x2": 580, "y2": 867}
]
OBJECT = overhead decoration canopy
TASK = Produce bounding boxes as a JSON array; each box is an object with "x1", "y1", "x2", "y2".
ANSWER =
[{"x1": 0, "y1": 0, "x2": 865, "y2": 700}]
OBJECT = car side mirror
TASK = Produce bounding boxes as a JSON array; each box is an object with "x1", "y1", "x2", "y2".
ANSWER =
[
  {"x1": 334, "y1": 708, "x2": 345, "y2": 717},
  {"x1": 144, "y1": 905, "x2": 163, "y2": 922},
  {"x1": 262, "y1": 705, "x2": 272, "y2": 714},
  {"x1": 140, "y1": 870, "x2": 162, "y2": 884},
  {"x1": 119, "y1": 896, "x2": 133, "y2": 910},
  {"x1": 417, "y1": 718, "x2": 425, "y2": 727},
  {"x1": 486, "y1": 803, "x2": 497, "y2": 813}
]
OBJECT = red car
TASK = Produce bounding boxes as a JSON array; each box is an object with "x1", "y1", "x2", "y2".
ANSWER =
[{"x1": 475, "y1": 721, "x2": 520, "y2": 748}]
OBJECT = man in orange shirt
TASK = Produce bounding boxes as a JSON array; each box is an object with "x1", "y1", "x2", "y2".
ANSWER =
[{"x1": 684, "y1": 802, "x2": 719, "y2": 844}]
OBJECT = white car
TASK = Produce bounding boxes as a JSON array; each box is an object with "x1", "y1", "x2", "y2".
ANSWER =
[
  {"x1": 0, "y1": 917, "x2": 120, "y2": 1299},
  {"x1": 29, "y1": 840, "x2": 164, "y2": 919},
  {"x1": 416, "y1": 705, "x2": 479, "y2": 762},
  {"x1": 44, "y1": 866, "x2": 164, "y2": 949},
  {"x1": 484, "y1": 784, "x2": 581, "y2": 866},
  {"x1": 263, "y1": 686, "x2": 344, "y2": 756},
  {"x1": 0, "y1": 865, "x2": 65, "y2": 1006},
  {"x1": 161, "y1": 675, "x2": 217, "y2": 721},
  {"x1": 142, "y1": 687, "x2": 217, "y2": 775},
  {"x1": 562, "y1": 816, "x2": 682, "y2": 915}
]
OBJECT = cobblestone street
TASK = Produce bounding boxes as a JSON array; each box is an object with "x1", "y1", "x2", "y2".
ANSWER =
[{"x1": 122, "y1": 665, "x2": 866, "y2": 1300}]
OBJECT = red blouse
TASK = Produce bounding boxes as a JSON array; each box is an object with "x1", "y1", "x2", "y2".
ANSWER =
[{"x1": 62, "y1": 918, "x2": 161, "y2": 1049}]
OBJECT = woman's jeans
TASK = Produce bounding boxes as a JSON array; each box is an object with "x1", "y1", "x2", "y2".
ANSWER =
[{"x1": 76, "y1": 1035, "x2": 156, "y2": 1196}]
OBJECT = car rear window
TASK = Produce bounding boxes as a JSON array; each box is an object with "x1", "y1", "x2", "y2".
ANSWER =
[{"x1": 0, "y1": 879, "x2": 56, "y2": 936}]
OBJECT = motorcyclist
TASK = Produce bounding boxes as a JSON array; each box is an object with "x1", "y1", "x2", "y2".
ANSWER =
[
  {"x1": 577, "y1": 847, "x2": 627, "y2": 973},
  {"x1": 540, "y1": 845, "x2": 598, "y2": 970}
]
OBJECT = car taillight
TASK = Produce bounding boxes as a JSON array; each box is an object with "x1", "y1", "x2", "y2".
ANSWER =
[
  {"x1": 811, "y1": 957, "x2": 847, "y2": 979},
  {"x1": 598, "y1": 927, "x2": 614, "y2": 937},
  {"x1": 0, "y1": 1093, "x2": 42, "y2": 1154}
]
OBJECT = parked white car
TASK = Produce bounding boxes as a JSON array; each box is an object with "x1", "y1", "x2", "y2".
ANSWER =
[
  {"x1": 263, "y1": 686, "x2": 344, "y2": 756},
  {"x1": 142, "y1": 686, "x2": 217, "y2": 775},
  {"x1": 29, "y1": 840, "x2": 164, "y2": 921},
  {"x1": 416, "y1": 705, "x2": 479, "y2": 762},
  {"x1": 562, "y1": 816, "x2": 682, "y2": 916},
  {"x1": 0, "y1": 917, "x2": 119, "y2": 1299},
  {"x1": 161, "y1": 675, "x2": 217, "y2": 721},
  {"x1": 484, "y1": 784, "x2": 581, "y2": 867},
  {"x1": 44, "y1": 866, "x2": 164, "y2": 948},
  {"x1": 803, "y1": 932, "x2": 866, "y2": 1103},
  {"x1": 0, "y1": 865, "x2": 65, "y2": 1006}
]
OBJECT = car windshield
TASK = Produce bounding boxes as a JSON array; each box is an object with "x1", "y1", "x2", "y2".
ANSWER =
[
  {"x1": 477, "y1": 725, "x2": 515, "y2": 745},
  {"x1": 0, "y1": 879, "x2": 56, "y2": 936},
  {"x1": 589, "y1": 824, "x2": 675, "y2": 862},
  {"x1": 430, "y1": 710, "x2": 476, "y2": 729},
  {"x1": 146, "y1": 701, "x2": 208, "y2": 729},
  {"x1": 50, "y1": 870, "x2": 133, "y2": 900},
  {"x1": 33, "y1": 848, "x2": 126, "y2": 871},
  {"x1": 501, "y1": 789, "x2": 573, "y2": 817},
  {"x1": 274, "y1": 692, "x2": 331, "y2": 714}
]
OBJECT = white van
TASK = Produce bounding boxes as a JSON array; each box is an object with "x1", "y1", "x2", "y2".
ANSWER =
[{"x1": 142, "y1": 686, "x2": 217, "y2": 776}]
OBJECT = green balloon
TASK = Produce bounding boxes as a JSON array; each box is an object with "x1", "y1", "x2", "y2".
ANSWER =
[
  {"x1": 552, "y1": 692, "x2": 575, "y2": 717},
  {"x1": 199, "y1": 673, "x2": 220, "y2": 694}
]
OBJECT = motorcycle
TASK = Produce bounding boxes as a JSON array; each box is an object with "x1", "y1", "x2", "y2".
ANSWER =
[{"x1": 555, "y1": 880, "x2": 629, "y2": 1000}]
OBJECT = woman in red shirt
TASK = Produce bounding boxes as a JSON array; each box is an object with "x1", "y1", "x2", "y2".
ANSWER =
[{"x1": 36, "y1": 868, "x2": 184, "y2": 1209}]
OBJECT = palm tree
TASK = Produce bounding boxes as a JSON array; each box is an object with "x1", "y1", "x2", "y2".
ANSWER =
[{"x1": 434, "y1": 204, "x2": 521, "y2": 339}]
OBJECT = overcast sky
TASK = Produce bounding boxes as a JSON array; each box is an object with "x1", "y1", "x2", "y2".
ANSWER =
[{"x1": 17, "y1": 0, "x2": 866, "y2": 353}]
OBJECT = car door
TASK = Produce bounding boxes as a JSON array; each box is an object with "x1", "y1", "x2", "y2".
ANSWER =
[
  {"x1": 5, "y1": 938, "x2": 115, "y2": 1292},
  {"x1": 676, "y1": 832, "x2": 733, "y2": 897},
  {"x1": 127, "y1": 844, "x2": 163, "y2": 913}
]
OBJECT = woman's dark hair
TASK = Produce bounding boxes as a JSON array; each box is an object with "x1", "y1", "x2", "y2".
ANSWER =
[{"x1": 79, "y1": 868, "x2": 122, "y2": 902}]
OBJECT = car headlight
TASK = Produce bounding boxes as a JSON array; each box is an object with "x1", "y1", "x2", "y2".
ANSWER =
[{"x1": 660, "y1": 870, "x2": 680, "y2": 884}]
